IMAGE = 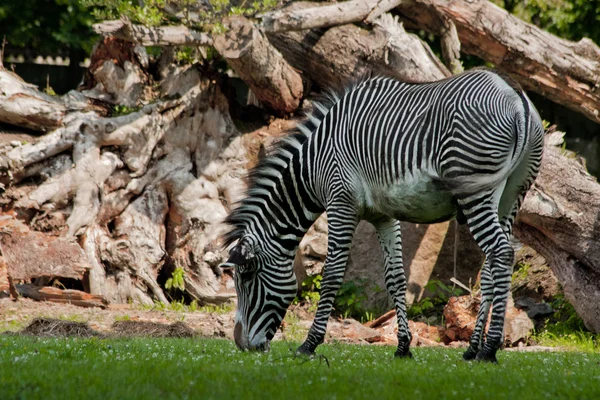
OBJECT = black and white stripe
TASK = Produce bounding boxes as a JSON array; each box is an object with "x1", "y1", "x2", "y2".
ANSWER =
[{"x1": 222, "y1": 68, "x2": 544, "y2": 362}]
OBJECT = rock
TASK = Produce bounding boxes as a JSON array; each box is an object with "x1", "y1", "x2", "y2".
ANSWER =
[
  {"x1": 326, "y1": 318, "x2": 381, "y2": 343},
  {"x1": 0, "y1": 215, "x2": 90, "y2": 282},
  {"x1": 0, "y1": 257, "x2": 9, "y2": 296},
  {"x1": 442, "y1": 295, "x2": 534, "y2": 346},
  {"x1": 515, "y1": 297, "x2": 554, "y2": 320},
  {"x1": 504, "y1": 297, "x2": 535, "y2": 346},
  {"x1": 442, "y1": 295, "x2": 479, "y2": 342},
  {"x1": 409, "y1": 320, "x2": 445, "y2": 347}
]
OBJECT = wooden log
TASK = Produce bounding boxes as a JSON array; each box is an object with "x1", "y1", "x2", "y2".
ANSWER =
[
  {"x1": 15, "y1": 284, "x2": 108, "y2": 308},
  {"x1": 260, "y1": 0, "x2": 405, "y2": 32},
  {"x1": 0, "y1": 70, "x2": 67, "y2": 131},
  {"x1": 395, "y1": 0, "x2": 600, "y2": 124},
  {"x1": 515, "y1": 132, "x2": 600, "y2": 333},
  {"x1": 214, "y1": 16, "x2": 303, "y2": 115},
  {"x1": 268, "y1": 10, "x2": 450, "y2": 89},
  {"x1": 92, "y1": 19, "x2": 212, "y2": 47}
]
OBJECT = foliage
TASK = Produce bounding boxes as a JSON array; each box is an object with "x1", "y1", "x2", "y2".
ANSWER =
[
  {"x1": 408, "y1": 280, "x2": 464, "y2": 323},
  {"x1": 282, "y1": 312, "x2": 307, "y2": 342},
  {"x1": 494, "y1": 0, "x2": 600, "y2": 45},
  {"x1": 334, "y1": 280, "x2": 370, "y2": 320},
  {"x1": 512, "y1": 261, "x2": 532, "y2": 283},
  {"x1": 292, "y1": 275, "x2": 375, "y2": 322},
  {"x1": 165, "y1": 267, "x2": 186, "y2": 292},
  {"x1": 0, "y1": 0, "x2": 96, "y2": 56},
  {"x1": 293, "y1": 275, "x2": 322, "y2": 312},
  {"x1": 139, "y1": 298, "x2": 234, "y2": 313},
  {"x1": 2, "y1": 337, "x2": 600, "y2": 400},
  {"x1": 82, "y1": 0, "x2": 280, "y2": 32},
  {"x1": 530, "y1": 292, "x2": 598, "y2": 351},
  {"x1": 111, "y1": 104, "x2": 140, "y2": 117}
]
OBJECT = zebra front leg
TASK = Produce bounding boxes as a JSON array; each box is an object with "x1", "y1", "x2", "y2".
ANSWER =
[
  {"x1": 463, "y1": 259, "x2": 492, "y2": 360},
  {"x1": 297, "y1": 211, "x2": 358, "y2": 356},
  {"x1": 374, "y1": 218, "x2": 412, "y2": 358},
  {"x1": 458, "y1": 194, "x2": 514, "y2": 363}
]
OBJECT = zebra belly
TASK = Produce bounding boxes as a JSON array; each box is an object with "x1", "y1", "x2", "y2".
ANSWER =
[{"x1": 368, "y1": 180, "x2": 457, "y2": 224}]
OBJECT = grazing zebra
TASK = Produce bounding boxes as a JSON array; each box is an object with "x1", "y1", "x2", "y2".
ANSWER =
[{"x1": 221, "y1": 68, "x2": 544, "y2": 363}]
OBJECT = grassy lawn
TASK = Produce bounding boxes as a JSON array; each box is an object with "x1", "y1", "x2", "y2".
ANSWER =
[{"x1": 1, "y1": 336, "x2": 600, "y2": 400}]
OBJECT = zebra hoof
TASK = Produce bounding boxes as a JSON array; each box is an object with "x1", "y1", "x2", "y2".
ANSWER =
[
  {"x1": 394, "y1": 349, "x2": 413, "y2": 359},
  {"x1": 462, "y1": 347, "x2": 478, "y2": 361},
  {"x1": 394, "y1": 342, "x2": 413, "y2": 359},
  {"x1": 475, "y1": 349, "x2": 498, "y2": 364},
  {"x1": 295, "y1": 343, "x2": 315, "y2": 357}
]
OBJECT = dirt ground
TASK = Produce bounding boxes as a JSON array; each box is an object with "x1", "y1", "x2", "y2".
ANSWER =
[{"x1": 0, "y1": 297, "x2": 236, "y2": 339}]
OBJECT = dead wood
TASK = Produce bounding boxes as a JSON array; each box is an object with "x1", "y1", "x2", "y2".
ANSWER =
[
  {"x1": 15, "y1": 285, "x2": 108, "y2": 308},
  {"x1": 268, "y1": 7, "x2": 450, "y2": 89},
  {"x1": 0, "y1": 70, "x2": 93, "y2": 132},
  {"x1": 214, "y1": 16, "x2": 303, "y2": 114},
  {"x1": 260, "y1": 0, "x2": 405, "y2": 32},
  {"x1": 92, "y1": 19, "x2": 212, "y2": 47},
  {"x1": 515, "y1": 132, "x2": 600, "y2": 333},
  {"x1": 395, "y1": 0, "x2": 600, "y2": 124}
]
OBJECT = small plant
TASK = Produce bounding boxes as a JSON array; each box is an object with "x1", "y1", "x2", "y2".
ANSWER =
[
  {"x1": 512, "y1": 262, "x2": 531, "y2": 283},
  {"x1": 293, "y1": 275, "x2": 322, "y2": 312},
  {"x1": 112, "y1": 104, "x2": 140, "y2": 117},
  {"x1": 281, "y1": 312, "x2": 307, "y2": 342},
  {"x1": 198, "y1": 302, "x2": 235, "y2": 314},
  {"x1": 44, "y1": 75, "x2": 56, "y2": 96},
  {"x1": 334, "y1": 280, "x2": 368, "y2": 320},
  {"x1": 165, "y1": 267, "x2": 186, "y2": 292}
]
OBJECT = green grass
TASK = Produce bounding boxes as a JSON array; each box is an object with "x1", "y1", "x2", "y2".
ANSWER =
[{"x1": 1, "y1": 337, "x2": 600, "y2": 400}]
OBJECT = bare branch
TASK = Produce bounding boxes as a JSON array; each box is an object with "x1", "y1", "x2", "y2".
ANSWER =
[
  {"x1": 93, "y1": 19, "x2": 213, "y2": 47},
  {"x1": 260, "y1": 0, "x2": 405, "y2": 32}
]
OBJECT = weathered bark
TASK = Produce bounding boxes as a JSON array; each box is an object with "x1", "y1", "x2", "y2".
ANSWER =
[
  {"x1": 268, "y1": 9, "x2": 450, "y2": 89},
  {"x1": 0, "y1": 42, "x2": 241, "y2": 306},
  {"x1": 515, "y1": 132, "x2": 600, "y2": 333},
  {"x1": 214, "y1": 16, "x2": 303, "y2": 114},
  {"x1": 0, "y1": 70, "x2": 95, "y2": 132},
  {"x1": 92, "y1": 19, "x2": 212, "y2": 47},
  {"x1": 395, "y1": 0, "x2": 600, "y2": 124},
  {"x1": 260, "y1": 0, "x2": 405, "y2": 32},
  {"x1": 15, "y1": 284, "x2": 108, "y2": 308}
]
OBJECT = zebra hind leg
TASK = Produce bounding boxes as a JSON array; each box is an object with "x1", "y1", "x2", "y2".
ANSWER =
[
  {"x1": 296, "y1": 207, "x2": 358, "y2": 356},
  {"x1": 374, "y1": 219, "x2": 412, "y2": 358},
  {"x1": 458, "y1": 195, "x2": 514, "y2": 363},
  {"x1": 463, "y1": 259, "x2": 493, "y2": 360}
]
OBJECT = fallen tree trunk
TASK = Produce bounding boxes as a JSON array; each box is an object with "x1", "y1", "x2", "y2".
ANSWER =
[
  {"x1": 15, "y1": 284, "x2": 108, "y2": 308},
  {"x1": 93, "y1": 19, "x2": 213, "y2": 47},
  {"x1": 268, "y1": 10, "x2": 450, "y2": 89},
  {"x1": 515, "y1": 132, "x2": 600, "y2": 333},
  {"x1": 395, "y1": 0, "x2": 600, "y2": 124},
  {"x1": 214, "y1": 16, "x2": 304, "y2": 114},
  {"x1": 264, "y1": 0, "x2": 600, "y2": 123},
  {"x1": 260, "y1": 0, "x2": 404, "y2": 32}
]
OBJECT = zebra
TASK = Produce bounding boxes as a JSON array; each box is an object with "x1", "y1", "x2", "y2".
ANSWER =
[{"x1": 221, "y1": 68, "x2": 544, "y2": 363}]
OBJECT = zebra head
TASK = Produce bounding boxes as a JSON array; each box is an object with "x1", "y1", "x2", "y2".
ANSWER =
[{"x1": 222, "y1": 235, "x2": 297, "y2": 352}]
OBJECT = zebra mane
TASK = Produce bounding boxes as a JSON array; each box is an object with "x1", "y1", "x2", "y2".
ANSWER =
[{"x1": 222, "y1": 80, "x2": 368, "y2": 249}]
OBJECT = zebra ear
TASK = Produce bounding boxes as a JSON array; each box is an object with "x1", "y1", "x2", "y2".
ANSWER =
[{"x1": 221, "y1": 242, "x2": 255, "y2": 268}]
